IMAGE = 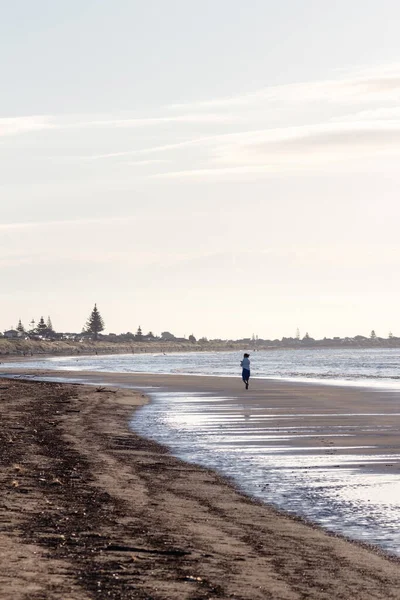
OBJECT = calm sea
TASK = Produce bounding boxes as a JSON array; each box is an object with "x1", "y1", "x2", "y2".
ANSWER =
[{"x1": 10, "y1": 347, "x2": 400, "y2": 388}]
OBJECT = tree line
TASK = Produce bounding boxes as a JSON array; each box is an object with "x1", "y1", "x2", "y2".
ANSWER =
[
  {"x1": 5, "y1": 305, "x2": 399, "y2": 346},
  {"x1": 7, "y1": 305, "x2": 197, "y2": 343},
  {"x1": 11, "y1": 304, "x2": 105, "y2": 340}
]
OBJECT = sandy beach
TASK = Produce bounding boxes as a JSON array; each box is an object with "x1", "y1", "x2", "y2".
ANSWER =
[{"x1": 1, "y1": 373, "x2": 400, "y2": 599}]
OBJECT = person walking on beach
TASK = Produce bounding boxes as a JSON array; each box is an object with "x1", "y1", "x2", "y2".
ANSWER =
[{"x1": 240, "y1": 353, "x2": 251, "y2": 389}]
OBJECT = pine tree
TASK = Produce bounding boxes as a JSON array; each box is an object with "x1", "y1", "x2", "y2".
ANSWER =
[
  {"x1": 16, "y1": 319, "x2": 25, "y2": 333},
  {"x1": 135, "y1": 325, "x2": 143, "y2": 341},
  {"x1": 46, "y1": 316, "x2": 54, "y2": 332},
  {"x1": 370, "y1": 330, "x2": 377, "y2": 340},
  {"x1": 85, "y1": 304, "x2": 105, "y2": 340},
  {"x1": 37, "y1": 316, "x2": 47, "y2": 332},
  {"x1": 295, "y1": 328, "x2": 300, "y2": 340},
  {"x1": 388, "y1": 331, "x2": 394, "y2": 339}
]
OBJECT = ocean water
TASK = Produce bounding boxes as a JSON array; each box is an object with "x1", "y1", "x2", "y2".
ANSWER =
[
  {"x1": 5, "y1": 347, "x2": 400, "y2": 556},
  {"x1": 132, "y1": 389, "x2": 400, "y2": 557},
  {"x1": 9, "y1": 347, "x2": 400, "y2": 388}
]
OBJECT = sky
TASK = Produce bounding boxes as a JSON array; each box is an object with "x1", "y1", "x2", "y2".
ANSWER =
[{"x1": 1, "y1": 0, "x2": 400, "y2": 340}]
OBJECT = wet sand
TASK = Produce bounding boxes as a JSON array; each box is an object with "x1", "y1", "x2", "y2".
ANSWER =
[
  {"x1": 18, "y1": 370, "x2": 400, "y2": 470},
  {"x1": 1, "y1": 371, "x2": 400, "y2": 598}
]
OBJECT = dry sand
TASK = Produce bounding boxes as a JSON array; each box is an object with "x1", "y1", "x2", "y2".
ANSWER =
[{"x1": 1, "y1": 373, "x2": 400, "y2": 599}]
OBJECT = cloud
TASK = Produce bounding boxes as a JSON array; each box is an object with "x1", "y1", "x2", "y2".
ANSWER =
[
  {"x1": 123, "y1": 159, "x2": 171, "y2": 166},
  {"x1": 147, "y1": 121, "x2": 400, "y2": 178},
  {"x1": 339, "y1": 106, "x2": 400, "y2": 122},
  {"x1": 169, "y1": 65, "x2": 400, "y2": 111},
  {"x1": 80, "y1": 135, "x2": 223, "y2": 160},
  {"x1": 0, "y1": 211, "x2": 206, "y2": 232},
  {"x1": 0, "y1": 216, "x2": 136, "y2": 231},
  {"x1": 0, "y1": 116, "x2": 54, "y2": 137},
  {"x1": 4, "y1": 63, "x2": 400, "y2": 182},
  {"x1": 216, "y1": 123, "x2": 400, "y2": 165},
  {"x1": 0, "y1": 112, "x2": 240, "y2": 139},
  {"x1": 71, "y1": 65, "x2": 400, "y2": 174},
  {"x1": 150, "y1": 166, "x2": 279, "y2": 180},
  {"x1": 73, "y1": 113, "x2": 241, "y2": 128}
]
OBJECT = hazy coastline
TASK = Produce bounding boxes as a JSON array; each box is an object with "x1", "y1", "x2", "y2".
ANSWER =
[{"x1": 2, "y1": 336, "x2": 400, "y2": 361}]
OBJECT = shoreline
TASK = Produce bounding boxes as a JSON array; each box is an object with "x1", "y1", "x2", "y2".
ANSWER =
[
  {"x1": 1, "y1": 373, "x2": 400, "y2": 598},
  {"x1": 3, "y1": 350, "x2": 400, "y2": 393},
  {"x1": 3, "y1": 364, "x2": 393, "y2": 389},
  {"x1": 2, "y1": 342, "x2": 400, "y2": 363}
]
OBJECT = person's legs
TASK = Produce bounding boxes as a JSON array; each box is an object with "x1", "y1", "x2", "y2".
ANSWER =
[
  {"x1": 242, "y1": 368, "x2": 250, "y2": 389},
  {"x1": 246, "y1": 370, "x2": 250, "y2": 389}
]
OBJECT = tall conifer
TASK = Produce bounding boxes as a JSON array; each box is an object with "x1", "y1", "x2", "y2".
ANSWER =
[
  {"x1": 16, "y1": 319, "x2": 25, "y2": 333},
  {"x1": 37, "y1": 317, "x2": 47, "y2": 332},
  {"x1": 46, "y1": 316, "x2": 54, "y2": 332},
  {"x1": 85, "y1": 304, "x2": 105, "y2": 340}
]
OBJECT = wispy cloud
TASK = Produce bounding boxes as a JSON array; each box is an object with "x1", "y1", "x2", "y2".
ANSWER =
[
  {"x1": 0, "y1": 116, "x2": 54, "y2": 137},
  {"x1": 150, "y1": 166, "x2": 280, "y2": 180},
  {"x1": 0, "y1": 211, "x2": 203, "y2": 231},
  {"x1": 146, "y1": 121, "x2": 400, "y2": 179},
  {"x1": 214, "y1": 123, "x2": 400, "y2": 165},
  {"x1": 4, "y1": 64, "x2": 400, "y2": 181},
  {"x1": 169, "y1": 65, "x2": 400, "y2": 111},
  {"x1": 80, "y1": 135, "x2": 225, "y2": 160},
  {"x1": 0, "y1": 112, "x2": 241, "y2": 138},
  {"x1": 0, "y1": 216, "x2": 137, "y2": 231},
  {"x1": 73, "y1": 113, "x2": 241, "y2": 127},
  {"x1": 123, "y1": 159, "x2": 171, "y2": 166},
  {"x1": 339, "y1": 106, "x2": 400, "y2": 122}
]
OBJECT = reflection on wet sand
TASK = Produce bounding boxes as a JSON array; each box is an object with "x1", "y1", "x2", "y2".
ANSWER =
[{"x1": 131, "y1": 382, "x2": 400, "y2": 557}]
